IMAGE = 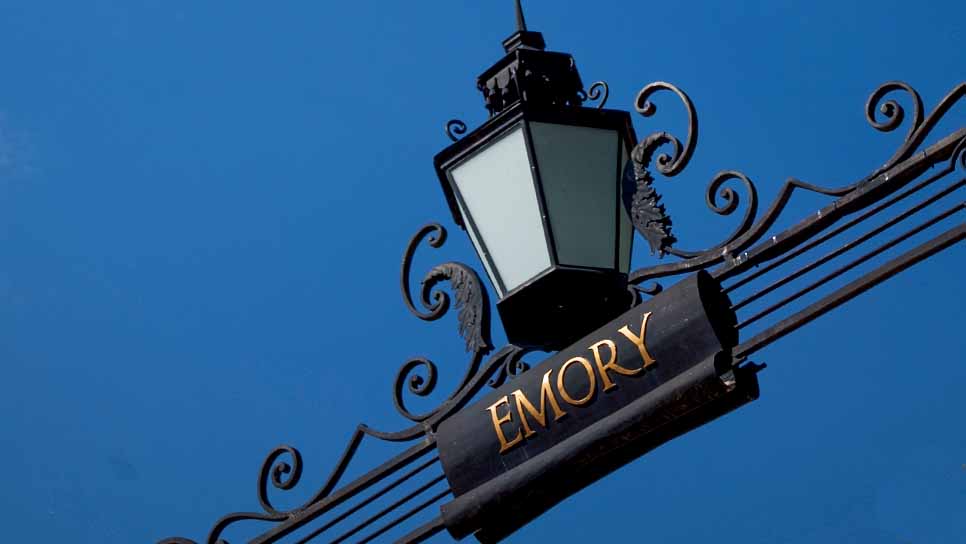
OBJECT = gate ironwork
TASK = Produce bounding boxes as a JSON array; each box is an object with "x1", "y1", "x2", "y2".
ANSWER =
[{"x1": 159, "y1": 78, "x2": 965, "y2": 544}]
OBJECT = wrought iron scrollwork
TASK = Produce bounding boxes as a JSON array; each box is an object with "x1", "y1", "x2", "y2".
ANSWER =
[
  {"x1": 622, "y1": 80, "x2": 965, "y2": 288},
  {"x1": 160, "y1": 223, "x2": 534, "y2": 544},
  {"x1": 162, "y1": 79, "x2": 963, "y2": 544},
  {"x1": 385, "y1": 222, "x2": 496, "y2": 435},
  {"x1": 622, "y1": 138, "x2": 675, "y2": 256},
  {"x1": 579, "y1": 81, "x2": 609, "y2": 110},
  {"x1": 487, "y1": 348, "x2": 532, "y2": 388},
  {"x1": 866, "y1": 81, "x2": 966, "y2": 177},
  {"x1": 446, "y1": 119, "x2": 468, "y2": 142},
  {"x1": 633, "y1": 82, "x2": 698, "y2": 177}
]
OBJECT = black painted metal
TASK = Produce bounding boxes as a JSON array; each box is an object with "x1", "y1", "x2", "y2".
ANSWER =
[
  {"x1": 434, "y1": 271, "x2": 748, "y2": 540},
  {"x1": 396, "y1": 517, "x2": 448, "y2": 544},
  {"x1": 159, "y1": 80, "x2": 965, "y2": 544},
  {"x1": 434, "y1": 103, "x2": 638, "y2": 349},
  {"x1": 356, "y1": 489, "x2": 453, "y2": 544},
  {"x1": 157, "y1": 3, "x2": 965, "y2": 541},
  {"x1": 624, "y1": 82, "x2": 965, "y2": 289},
  {"x1": 290, "y1": 457, "x2": 441, "y2": 544},
  {"x1": 328, "y1": 475, "x2": 449, "y2": 544},
  {"x1": 723, "y1": 159, "x2": 962, "y2": 294},
  {"x1": 441, "y1": 353, "x2": 760, "y2": 542},
  {"x1": 437, "y1": 271, "x2": 737, "y2": 497},
  {"x1": 734, "y1": 223, "x2": 966, "y2": 360},
  {"x1": 737, "y1": 203, "x2": 964, "y2": 330},
  {"x1": 477, "y1": 1, "x2": 581, "y2": 117}
]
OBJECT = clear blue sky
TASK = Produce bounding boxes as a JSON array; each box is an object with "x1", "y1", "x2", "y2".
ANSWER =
[{"x1": 1, "y1": 1, "x2": 964, "y2": 542}]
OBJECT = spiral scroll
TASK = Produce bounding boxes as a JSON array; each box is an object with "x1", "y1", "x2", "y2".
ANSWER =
[
  {"x1": 664, "y1": 171, "x2": 759, "y2": 259},
  {"x1": 392, "y1": 357, "x2": 440, "y2": 422},
  {"x1": 160, "y1": 79, "x2": 964, "y2": 544},
  {"x1": 487, "y1": 348, "x2": 532, "y2": 388},
  {"x1": 579, "y1": 81, "x2": 609, "y2": 110},
  {"x1": 622, "y1": 80, "x2": 964, "y2": 287},
  {"x1": 634, "y1": 81, "x2": 698, "y2": 177},
  {"x1": 258, "y1": 446, "x2": 304, "y2": 516},
  {"x1": 446, "y1": 119, "x2": 468, "y2": 142},
  {"x1": 865, "y1": 81, "x2": 965, "y2": 177}
]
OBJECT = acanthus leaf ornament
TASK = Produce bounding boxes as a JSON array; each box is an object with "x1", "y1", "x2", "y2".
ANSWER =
[
  {"x1": 159, "y1": 222, "x2": 535, "y2": 544},
  {"x1": 421, "y1": 262, "x2": 491, "y2": 355},
  {"x1": 622, "y1": 80, "x2": 964, "y2": 291},
  {"x1": 160, "y1": 77, "x2": 964, "y2": 544},
  {"x1": 622, "y1": 146, "x2": 675, "y2": 256}
]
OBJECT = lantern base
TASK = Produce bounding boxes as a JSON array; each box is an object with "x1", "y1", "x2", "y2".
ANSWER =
[{"x1": 497, "y1": 267, "x2": 631, "y2": 351}]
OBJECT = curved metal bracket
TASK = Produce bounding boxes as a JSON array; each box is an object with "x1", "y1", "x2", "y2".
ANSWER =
[{"x1": 622, "y1": 80, "x2": 966, "y2": 292}]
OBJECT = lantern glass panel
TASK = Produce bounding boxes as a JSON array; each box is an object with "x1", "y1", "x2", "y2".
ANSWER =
[
  {"x1": 618, "y1": 144, "x2": 632, "y2": 273},
  {"x1": 450, "y1": 125, "x2": 551, "y2": 296},
  {"x1": 529, "y1": 122, "x2": 622, "y2": 270}
]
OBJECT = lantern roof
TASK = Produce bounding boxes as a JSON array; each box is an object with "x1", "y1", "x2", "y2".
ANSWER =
[{"x1": 477, "y1": 1, "x2": 584, "y2": 117}]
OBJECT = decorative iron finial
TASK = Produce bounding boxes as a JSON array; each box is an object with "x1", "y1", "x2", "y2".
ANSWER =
[
  {"x1": 473, "y1": 1, "x2": 584, "y2": 116},
  {"x1": 515, "y1": 0, "x2": 528, "y2": 32},
  {"x1": 502, "y1": 0, "x2": 544, "y2": 52}
]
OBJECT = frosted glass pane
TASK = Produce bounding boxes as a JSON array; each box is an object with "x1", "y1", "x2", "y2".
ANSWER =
[
  {"x1": 619, "y1": 142, "x2": 633, "y2": 273},
  {"x1": 451, "y1": 126, "x2": 551, "y2": 295},
  {"x1": 531, "y1": 122, "x2": 619, "y2": 269},
  {"x1": 455, "y1": 196, "x2": 501, "y2": 297}
]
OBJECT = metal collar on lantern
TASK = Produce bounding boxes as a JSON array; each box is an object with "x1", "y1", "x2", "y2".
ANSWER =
[{"x1": 434, "y1": 2, "x2": 637, "y2": 351}]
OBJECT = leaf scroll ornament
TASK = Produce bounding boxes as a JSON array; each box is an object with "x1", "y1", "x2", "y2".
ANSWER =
[
  {"x1": 421, "y1": 262, "x2": 492, "y2": 354},
  {"x1": 622, "y1": 142, "x2": 676, "y2": 256}
]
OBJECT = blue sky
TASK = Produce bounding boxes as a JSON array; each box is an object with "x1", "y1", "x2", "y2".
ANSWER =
[{"x1": 1, "y1": 1, "x2": 964, "y2": 542}]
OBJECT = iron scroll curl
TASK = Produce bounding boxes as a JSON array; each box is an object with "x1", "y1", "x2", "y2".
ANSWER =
[
  {"x1": 579, "y1": 81, "x2": 610, "y2": 110},
  {"x1": 622, "y1": 80, "x2": 966, "y2": 289},
  {"x1": 865, "y1": 81, "x2": 966, "y2": 177},
  {"x1": 446, "y1": 119, "x2": 468, "y2": 142},
  {"x1": 159, "y1": 223, "x2": 533, "y2": 544},
  {"x1": 621, "y1": 81, "x2": 759, "y2": 263}
]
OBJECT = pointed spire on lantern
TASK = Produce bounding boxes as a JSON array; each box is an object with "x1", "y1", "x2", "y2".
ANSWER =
[
  {"x1": 475, "y1": 1, "x2": 583, "y2": 116},
  {"x1": 502, "y1": 0, "x2": 545, "y2": 52},
  {"x1": 514, "y1": 0, "x2": 528, "y2": 32}
]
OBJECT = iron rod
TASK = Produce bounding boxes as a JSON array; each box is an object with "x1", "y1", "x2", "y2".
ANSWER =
[
  {"x1": 737, "y1": 204, "x2": 965, "y2": 329},
  {"x1": 734, "y1": 223, "x2": 966, "y2": 359},
  {"x1": 250, "y1": 437, "x2": 437, "y2": 544},
  {"x1": 724, "y1": 170, "x2": 963, "y2": 294},
  {"x1": 714, "y1": 128, "x2": 966, "y2": 281},
  {"x1": 393, "y1": 516, "x2": 447, "y2": 544},
  {"x1": 731, "y1": 178, "x2": 966, "y2": 311},
  {"x1": 291, "y1": 457, "x2": 440, "y2": 544},
  {"x1": 356, "y1": 490, "x2": 452, "y2": 544},
  {"x1": 328, "y1": 475, "x2": 447, "y2": 544}
]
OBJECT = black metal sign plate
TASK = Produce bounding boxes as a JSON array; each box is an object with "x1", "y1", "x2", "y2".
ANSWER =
[{"x1": 436, "y1": 271, "x2": 757, "y2": 541}]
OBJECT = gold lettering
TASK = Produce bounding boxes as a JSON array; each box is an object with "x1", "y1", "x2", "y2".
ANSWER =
[
  {"x1": 617, "y1": 312, "x2": 657, "y2": 368},
  {"x1": 512, "y1": 369, "x2": 567, "y2": 438},
  {"x1": 590, "y1": 338, "x2": 642, "y2": 392},
  {"x1": 486, "y1": 396, "x2": 523, "y2": 454},
  {"x1": 556, "y1": 356, "x2": 597, "y2": 406}
]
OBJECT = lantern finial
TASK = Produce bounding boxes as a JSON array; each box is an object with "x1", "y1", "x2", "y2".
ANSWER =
[
  {"x1": 514, "y1": 0, "x2": 528, "y2": 33},
  {"x1": 501, "y1": 1, "x2": 544, "y2": 53}
]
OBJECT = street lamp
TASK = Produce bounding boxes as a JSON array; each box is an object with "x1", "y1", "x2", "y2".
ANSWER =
[
  {"x1": 159, "y1": 2, "x2": 966, "y2": 543},
  {"x1": 434, "y1": 3, "x2": 636, "y2": 350}
]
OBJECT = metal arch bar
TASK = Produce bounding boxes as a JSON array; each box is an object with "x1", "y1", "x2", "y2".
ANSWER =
[
  {"x1": 731, "y1": 178, "x2": 966, "y2": 311},
  {"x1": 715, "y1": 128, "x2": 966, "y2": 282},
  {"x1": 328, "y1": 476, "x2": 449, "y2": 544},
  {"x1": 290, "y1": 456, "x2": 441, "y2": 544},
  {"x1": 736, "y1": 204, "x2": 965, "y2": 329},
  {"x1": 724, "y1": 164, "x2": 962, "y2": 294},
  {"x1": 358, "y1": 490, "x2": 452, "y2": 544},
  {"x1": 733, "y1": 223, "x2": 966, "y2": 360},
  {"x1": 250, "y1": 437, "x2": 437, "y2": 544},
  {"x1": 394, "y1": 517, "x2": 447, "y2": 544}
]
